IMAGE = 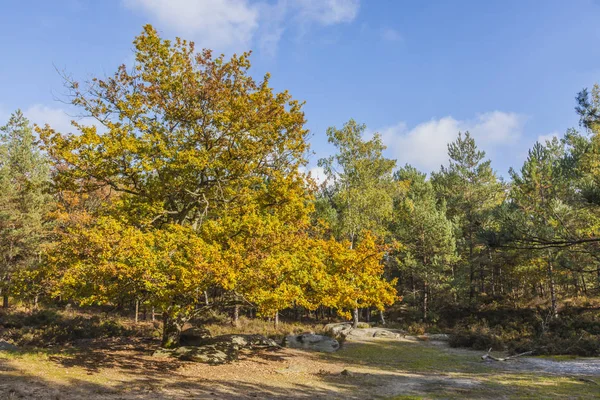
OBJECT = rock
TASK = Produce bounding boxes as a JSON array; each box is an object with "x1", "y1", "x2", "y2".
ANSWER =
[
  {"x1": 152, "y1": 334, "x2": 278, "y2": 364},
  {"x1": 340, "y1": 369, "x2": 353, "y2": 376},
  {"x1": 179, "y1": 327, "x2": 211, "y2": 346},
  {"x1": 208, "y1": 334, "x2": 279, "y2": 350},
  {"x1": 152, "y1": 348, "x2": 175, "y2": 358},
  {"x1": 346, "y1": 329, "x2": 375, "y2": 339},
  {"x1": 0, "y1": 340, "x2": 17, "y2": 351},
  {"x1": 176, "y1": 345, "x2": 230, "y2": 364},
  {"x1": 325, "y1": 322, "x2": 353, "y2": 337},
  {"x1": 284, "y1": 333, "x2": 340, "y2": 353},
  {"x1": 372, "y1": 329, "x2": 401, "y2": 339},
  {"x1": 346, "y1": 327, "x2": 402, "y2": 339},
  {"x1": 426, "y1": 333, "x2": 450, "y2": 341}
]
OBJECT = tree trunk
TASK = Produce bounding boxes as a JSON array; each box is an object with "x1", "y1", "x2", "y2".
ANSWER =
[
  {"x1": 379, "y1": 310, "x2": 386, "y2": 325},
  {"x1": 365, "y1": 307, "x2": 370, "y2": 323},
  {"x1": 2, "y1": 294, "x2": 8, "y2": 309},
  {"x1": 422, "y1": 280, "x2": 428, "y2": 321},
  {"x1": 469, "y1": 231, "x2": 475, "y2": 301},
  {"x1": 479, "y1": 263, "x2": 485, "y2": 294},
  {"x1": 274, "y1": 312, "x2": 279, "y2": 328},
  {"x1": 547, "y1": 258, "x2": 558, "y2": 318},
  {"x1": 34, "y1": 294, "x2": 39, "y2": 310},
  {"x1": 151, "y1": 306, "x2": 155, "y2": 322},
  {"x1": 161, "y1": 312, "x2": 183, "y2": 348},
  {"x1": 135, "y1": 299, "x2": 139, "y2": 324},
  {"x1": 352, "y1": 307, "x2": 359, "y2": 328},
  {"x1": 233, "y1": 304, "x2": 240, "y2": 327}
]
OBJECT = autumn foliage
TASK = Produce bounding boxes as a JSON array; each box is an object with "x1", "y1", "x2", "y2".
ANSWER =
[{"x1": 28, "y1": 25, "x2": 396, "y2": 347}]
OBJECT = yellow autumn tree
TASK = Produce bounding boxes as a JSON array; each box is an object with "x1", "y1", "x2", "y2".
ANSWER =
[
  {"x1": 40, "y1": 25, "x2": 312, "y2": 347},
  {"x1": 316, "y1": 232, "x2": 398, "y2": 323}
]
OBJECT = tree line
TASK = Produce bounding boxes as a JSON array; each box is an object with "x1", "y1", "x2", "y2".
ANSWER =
[{"x1": 2, "y1": 25, "x2": 600, "y2": 347}]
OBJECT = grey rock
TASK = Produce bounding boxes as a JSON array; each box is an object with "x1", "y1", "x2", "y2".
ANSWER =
[
  {"x1": 0, "y1": 341, "x2": 17, "y2": 351},
  {"x1": 284, "y1": 333, "x2": 340, "y2": 353},
  {"x1": 346, "y1": 328, "x2": 376, "y2": 338},
  {"x1": 426, "y1": 333, "x2": 450, "y2": 341},
  {"x1": 179, "y1": 327, "x2": 211, "y2": 346},
  {"x1": 346, "y1": 327, "x2": 402, "y2": 339},
  {"x1": 152, "y1": 348, "x2": 175, "y2": 358},
  {"x1": 372, "y1": 329, "x2": 401, "y2": 339},
  {"x1": 325, "y1": 322, "x2": 353, "y2": 337},
  {"x1": 176, "y1": 345, "x2": 230, "y2": 364},
  {"x1": 152, "y1": 333, "x2": 278, "y2": 364}
]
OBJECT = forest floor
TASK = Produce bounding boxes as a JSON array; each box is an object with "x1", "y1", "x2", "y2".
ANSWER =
[{"x1": 1, "y1": 334, "x2": 600, "y2": 399}]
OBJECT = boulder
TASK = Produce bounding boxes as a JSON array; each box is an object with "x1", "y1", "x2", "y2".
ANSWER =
[
  {"x1": 325, "y1": 322, "x2": 353, "y2": 337},
  {"x1": 152, "y1": 334, "x2": 278, "y2": 364},
  {"x1": 152, "y1": 348, "x2": 175, "y2": 358},
  {"x1": 206, "y1": 334, "x2": 279, "y2": 350},
  {"x1": 346, "y1": 327, "x2": 402, "y2": 339},
  {"x1": 175, "y1": 345, "x2": 229, "y2": 364},
  {"x1": 0, "y1": 340, "x2": 17, "y2": 351},
  {"x1": 179, "y1": 327, "x2": 211, "y2": 346},
  {"x1": 426, "y1": 333, "x2": 450, "y2": 342},
  {"x1": 372, "y1": 329, "x2": 401, "y2": 339},
  {"x1": 284, "y1": 333, "x2": 340, "y2": 353}
]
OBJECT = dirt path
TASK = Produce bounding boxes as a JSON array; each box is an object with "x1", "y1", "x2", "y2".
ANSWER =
[{"x1": 1, "y1": 337, "x2": 599, "y2": 399}]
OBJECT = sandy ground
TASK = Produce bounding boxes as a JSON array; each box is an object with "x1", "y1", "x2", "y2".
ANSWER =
[{"x1": 1, "y1": 336, "x2": 600, "y2": 399}]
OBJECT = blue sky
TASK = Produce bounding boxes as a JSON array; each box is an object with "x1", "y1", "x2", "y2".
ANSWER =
[{"x1": 2, "y1": 0, "x2": 600, "y2": 179}]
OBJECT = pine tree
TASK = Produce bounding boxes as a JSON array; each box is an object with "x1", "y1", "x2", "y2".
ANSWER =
[
  {"x1": 393, "y1": 165, "x2": 456, "y2": 320},
  {"x1": 0, "y1": 110, "x2": 52, "y2": 308},
  {"x1": 431, "y1": 132, "x2": 504, "y2": 303}
]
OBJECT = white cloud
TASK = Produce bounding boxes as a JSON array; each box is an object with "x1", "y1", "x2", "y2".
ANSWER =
[
  {"x1": 22, "y1": 104, "x2": 103, "y2": 134},
  {"x1": 380, "y1": 112, "x2": 527, "y2": 172},
  {"x1": 123, "y1": 0, "x2": 260, "y2": 50},
  {"x1": 537, "y1": 131, "x2": 560, "y2": 144},
  {"x1": 295, "y1": 0, "x2": 360, "y2": 25},
  {"x1": 299, "y1": 165, "x2": 327, "y2": 186},
  {"x1": 381, "y1": 27, "x2": 402, "y2": 42},
  {"x1": 123, "y1": 0, "x2": 361, "y2": 55},
  {"x1": 23, "y1": 105, "x2": 75, "y2": 134}
]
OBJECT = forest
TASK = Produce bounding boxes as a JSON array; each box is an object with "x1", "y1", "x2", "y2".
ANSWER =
[{"x1": 2, "y1": 25, "x2": 600, "y2": 399}]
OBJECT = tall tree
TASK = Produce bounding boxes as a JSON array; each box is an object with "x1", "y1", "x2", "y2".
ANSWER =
[
  {"x1": 431, "y1": 132, "x2": 504, "y2": 302},
  {"x1": 393, "y1": 166, "x2": 456, "y2": 320},
  {"x1": 40, "y1": 25, "x2": 312, "y2": 346},
  {"x1": 317, "y1": 119, "x2": 397, "y2": 326},
  {"x1": 318, "y1": 119, "x2": 397, "y2": 246},
  {"x1": 508, "y1": 139, "x2": 569, "y2": 316},
  {"x1": 0, "y1": 110, "x2": 52, "y2": 308}
]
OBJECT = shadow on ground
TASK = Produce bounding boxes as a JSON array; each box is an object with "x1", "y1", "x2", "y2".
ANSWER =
[{"x1": 2, "y1": 339, "x2": 600, "y2": 399}]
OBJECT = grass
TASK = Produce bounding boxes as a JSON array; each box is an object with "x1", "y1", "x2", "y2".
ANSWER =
[
  {"x1": 2, "y1": 307, "x2": 600, "y2": 399},
  {"x1": 321, "y1": 339, "x2": 600, "y2": 399}
]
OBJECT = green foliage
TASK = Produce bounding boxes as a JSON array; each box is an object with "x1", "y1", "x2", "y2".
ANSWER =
[
  {"x1": 318, "y1": 119, "x2": 397, "y2": 245},
  {"x1": 431, "y1": 132, "x2": 504, "y2": 301},
  {"x1": 0, "y1": 110, "x2": 53, "y2": 305},
  {"x1": 393, "y1": 165, "x2": 456, "y2": 319}
]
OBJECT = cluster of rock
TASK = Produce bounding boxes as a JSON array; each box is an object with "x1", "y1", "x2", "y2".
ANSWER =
[
  {"x1": 152, "y1": 323, "x2": 449, "y2": 364},
  {"x1": 283, "y1": 333, "x2": 340, "y2": 353},
  {"x1": 324, "y1": 322, "x2": 403, "y2": 340},
  {"x1": 152, "y1": 330, "x2": 279, "y2": 364}
]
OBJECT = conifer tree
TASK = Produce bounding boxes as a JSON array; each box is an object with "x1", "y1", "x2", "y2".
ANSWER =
[
  {"x1": 0, "y1": 110, "x2": 52, "y2": 308},
  {"x1": 431, "y1": 132, "x2": 504, "y2": 302}
]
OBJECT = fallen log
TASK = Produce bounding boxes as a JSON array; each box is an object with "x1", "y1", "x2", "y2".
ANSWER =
[{"x1": 481, "y1": 348, "x2": 533, "y2": 361}]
